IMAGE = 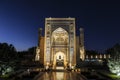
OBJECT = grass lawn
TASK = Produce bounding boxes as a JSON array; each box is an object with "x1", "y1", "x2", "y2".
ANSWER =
[
  {"x1": 0, "y1": 74, "x2": 9, "y2": 78},
  {"x1": 105, "y1": 73, "x2": 120, "y2": 79},
  {"x1": 99, "y1": 70, "x2": 120, "y2": 80}
]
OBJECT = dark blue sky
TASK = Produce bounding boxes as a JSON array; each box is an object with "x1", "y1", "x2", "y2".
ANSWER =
[{"x1": 0, "y1": 0, "x2": 120, "y2": 51}]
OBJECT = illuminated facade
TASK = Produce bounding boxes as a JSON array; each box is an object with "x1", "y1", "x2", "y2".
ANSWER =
[{"x1": 35, "y1": 18, "x2": 85, "y2": 69}]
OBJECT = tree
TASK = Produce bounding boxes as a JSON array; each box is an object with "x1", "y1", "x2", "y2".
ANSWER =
[
  {"x1": 105, "y1": 43, "x2": 120, "y2": 58},
  {"x1": 17, "y1": 46, "x2": 36, "y2": 61},
  {"x1": 0, "y1": 43, "x2": 18, "y2": 76},
  {"x1": 28, "y1": 47, "x2": 36, "y2": 55},
  {"x1": 107, "y1": 43, "x2": 120, "y2": 76},
  {"x1": 0, "y1": 43, "x2": 17, "y2": 61}
]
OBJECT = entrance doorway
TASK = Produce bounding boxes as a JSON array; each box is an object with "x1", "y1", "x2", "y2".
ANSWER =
[
  {"x1": 54, "y1": 51, "x2": 66, "y2": 69},
  {"x1": 56, "y1": 54, "x2": 64, "y2": 66}
]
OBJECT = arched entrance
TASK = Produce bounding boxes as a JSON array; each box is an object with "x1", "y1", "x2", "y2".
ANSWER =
[
  {"x1": 51, "y1": 27, "x2": 68, "y2": 69},
  {"x1": 54, "y1": 51, "x2": 66, "y2": 69}
]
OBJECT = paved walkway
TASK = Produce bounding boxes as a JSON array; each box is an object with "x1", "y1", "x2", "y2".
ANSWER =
[{"x1": 34, "y1": 71, "x2": 87, "y2": 80}]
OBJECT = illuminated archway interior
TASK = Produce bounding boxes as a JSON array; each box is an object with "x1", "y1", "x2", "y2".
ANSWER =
[
  {"x1": 54, "y1": 51, "x2": 66, "y2": 69},
  {"x1": 52, "y1": 27, "x2": 68, "y2": 68},
  {"x1": 52, "y1": 27, "x2": 69, "y2": 45}
]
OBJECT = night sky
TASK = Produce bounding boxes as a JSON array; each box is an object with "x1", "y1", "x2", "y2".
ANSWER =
[{"x1": 0, "y1": 0, "x2": 120, "y2": 51}]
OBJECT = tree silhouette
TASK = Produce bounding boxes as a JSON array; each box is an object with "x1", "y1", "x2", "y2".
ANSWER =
[
  {"x1": 0, "y1": 43, "x2": 17, "y2": 62},
  {"x1": 105, "y1": 43, "x2": 120, "y2": 58}
]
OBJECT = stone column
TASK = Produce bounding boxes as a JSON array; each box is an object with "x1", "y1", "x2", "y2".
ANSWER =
[
  {"x1": 66, "y1": 48, "x2": 68, "y2": 62},
  {"x1": 51, "y1": 48, "x2": 53, "y2": 68}
]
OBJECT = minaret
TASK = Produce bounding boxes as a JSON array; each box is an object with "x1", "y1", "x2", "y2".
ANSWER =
[
  {"x1": 38, "y1": 28, "x2": 42, "y2": 46},
  {"x1": 79, "y1": 28, "x2": 85, "y2": 61},
  {"x1": 35, "y1": 28, "x2": 42, "y2": 61}
]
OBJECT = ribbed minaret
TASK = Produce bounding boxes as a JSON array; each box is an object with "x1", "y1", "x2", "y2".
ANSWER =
[
  {"x1": 79, "y1": 28, "x2": 85, "y2": 61},
  {"x1": 35, "y1": 28, "x2": 42, "y2": 61},
  {"x1": 38, "y1": 28, "x2": 42, "y2": 46}
]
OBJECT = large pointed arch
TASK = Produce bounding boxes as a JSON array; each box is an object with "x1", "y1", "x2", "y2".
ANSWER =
[
  {"x1": 53, "y1": 27, "x2": 68, "y2": 32},
  {"x1": 51, "y1": 27, "x2": 69, "y2": 45}
]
